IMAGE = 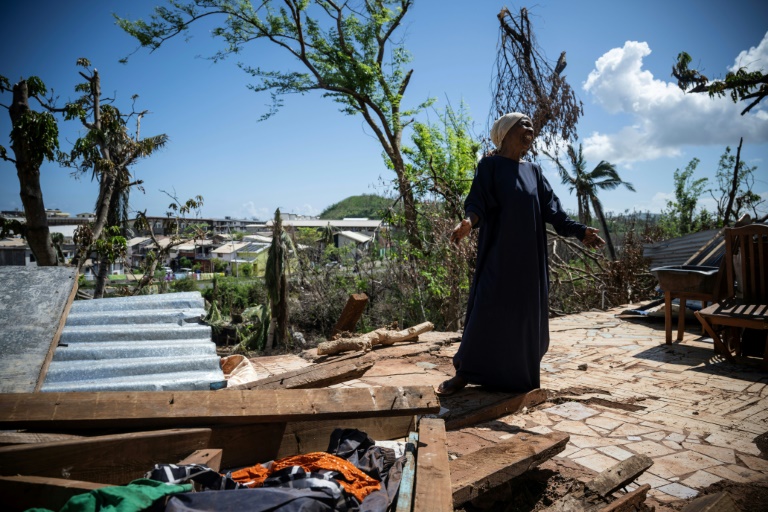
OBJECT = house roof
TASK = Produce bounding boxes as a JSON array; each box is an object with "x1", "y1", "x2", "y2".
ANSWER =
[
  {"x1": 266, "y1": 219, "x2": 383, "y2": 229},
  {"x1": 212, "y1": 242, "x2": 250, "y2": 255},
  {"x1": 337, "y1": 230, "x2": 373, "y2": 244},
  {"x1": 126, "y1": 237, "x2": 151, "y2": 247}
]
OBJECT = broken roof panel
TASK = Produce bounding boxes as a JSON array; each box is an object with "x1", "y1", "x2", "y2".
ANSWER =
[
  {"x1": 0, "y1": 267, "x2": 78, "y2": 393},
  {"x1": 40, "y1": 291, "x2": 225, "y2": 392}
]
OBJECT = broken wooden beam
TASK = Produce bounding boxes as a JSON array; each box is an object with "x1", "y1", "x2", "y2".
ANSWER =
[
  {"x1": 0, "y1": 475, "x2": 108, "y2": 512},
  {"x1": 413, "y1": 418, "x2": 452, "y2": 512},
  {"x1": 227, "y1": 352, "x2": 375, "y2": 390},
  {"x1": 598, "y1": 484, "x2": 651, "y2": 512},
  {"x1": 450, "y1": 431, "x2": 569, "y2": 507},
  {"x1": 440, "y1": 388, "x2": 547, "y2": 430},
  {"x1": 0, "y1": 428, "x2": 211, "y2": 484},
  {"x1": 0, "y1": 431, "x2": 84, "y2": 446},
  {"x1": 586, "y1": 454, "x2": 653, "y2": 497},
  {"x1": 331, "y1": 293, "x2": 369, "y2": 336},
  {"x1": 0, "y1": 386, "x2": 440, "y2": 430},
  {"x1": 178, "y1": 448, "x2": 224, "y2": 472}
]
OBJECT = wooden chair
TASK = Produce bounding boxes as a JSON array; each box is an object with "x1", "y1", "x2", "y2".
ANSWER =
[{"x1": 695, "y1": 224, "x2": 768, "y2": 366}]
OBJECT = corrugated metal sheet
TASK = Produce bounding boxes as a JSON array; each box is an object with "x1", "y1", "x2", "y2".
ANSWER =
[
  {"x1": 642, "y1": 229, "x2": 723, "y2": 269},
  {"x1": 41, "y1": 292, "x2": 226, "y2": 392}
]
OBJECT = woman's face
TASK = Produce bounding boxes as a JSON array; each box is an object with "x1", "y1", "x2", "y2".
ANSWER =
[{"x1": 503, "y1": 117, "x2": 534, "y2": 152}]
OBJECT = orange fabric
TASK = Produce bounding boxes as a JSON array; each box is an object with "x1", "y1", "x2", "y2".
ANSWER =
[
  {"x1": 230, "y1": 463, "x2": 269, "y2": 488},
  {"x1": 230, "y1": 452, "x2": 381, "y2": 502}
]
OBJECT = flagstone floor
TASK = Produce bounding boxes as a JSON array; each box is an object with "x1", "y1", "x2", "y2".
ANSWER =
[{"x1": 255, "y1": 304, "x2": 768, "y2": 505}]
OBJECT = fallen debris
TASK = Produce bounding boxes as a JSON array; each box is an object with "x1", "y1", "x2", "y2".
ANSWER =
[
  {"x1": 437, "y1": 387, "x2": 548, "y2": 430},
  {"x1": 680, "y1": 491, "x2": 739, "y2": 512},
  {"x1": 331, "y1": 293, "x2": 369, "y2": 337},
  {"x1": 586, "y1": 454, "x2": 653, "y2": 497},
  {"x1": 226, "y1": 352, "x2": 375, "y2": 390},
  {"x1": 541, "y1": 454, "x2": 655, "y2": 512},
  {"x1": 317, "y1": 321, "x2": 435, "y2": 356},
  {"x1": 450, "y1": 431, "x2": 570, "y2": 508}
]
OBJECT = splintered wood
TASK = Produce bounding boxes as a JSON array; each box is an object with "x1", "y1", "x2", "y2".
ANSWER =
[{"x1": 317, "y1": 321, "x2": 434, "y2": 355}]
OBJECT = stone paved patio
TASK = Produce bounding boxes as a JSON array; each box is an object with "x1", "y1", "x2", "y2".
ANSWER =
[{"x1": 254, "y1": 304, "x2": 768, "y2": 504}]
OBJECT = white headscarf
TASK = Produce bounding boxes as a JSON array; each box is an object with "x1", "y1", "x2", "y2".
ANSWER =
[{"x1": 490, "y1": 112, "x2": 526, "y2": 148}]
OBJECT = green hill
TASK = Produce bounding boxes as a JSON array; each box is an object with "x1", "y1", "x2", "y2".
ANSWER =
[{"x1": 319, "y1": 194, "x2": 391, "y2": 220}]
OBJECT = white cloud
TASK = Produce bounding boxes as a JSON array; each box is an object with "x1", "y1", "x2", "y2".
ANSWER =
[
  {"x1": 238, "y1": 201, "x2": 270, "y2": 221},
  {"x1": 582, "y1": 39, "x2": 768, "y2": 165},
  {"x1": 730, "y1": 31, "x2": 768, "y2": 73}
]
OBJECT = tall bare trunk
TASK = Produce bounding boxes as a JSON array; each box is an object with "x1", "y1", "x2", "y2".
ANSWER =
[
  {"x1": 723, "y1": 137, "x2": 743, "y2": 226},
  {"x1": 591, "y1": 195, "x2": 616, "y2": 261},
  {"x1": 9, "y1": 81, "x2": 57, "y2": 266}
]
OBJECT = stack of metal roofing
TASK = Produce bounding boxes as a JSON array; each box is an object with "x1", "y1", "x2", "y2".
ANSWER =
[{"x1": 41, "y1": 292, "x2": 226, "y2": 392}]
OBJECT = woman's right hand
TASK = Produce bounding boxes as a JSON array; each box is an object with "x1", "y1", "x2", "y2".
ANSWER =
[{"x1": 450, "y1": 218, "x2": 472, "y2": 245}]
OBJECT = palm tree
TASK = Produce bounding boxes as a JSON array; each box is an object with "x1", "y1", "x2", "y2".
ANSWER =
[{"x1": 543, "y1": 144, "x2": 635, "y2": 260}]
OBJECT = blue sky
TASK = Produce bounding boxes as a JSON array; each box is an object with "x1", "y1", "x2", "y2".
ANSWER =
[{"x1": 1, "y1": 1, "x2": 767, "y2": 222}]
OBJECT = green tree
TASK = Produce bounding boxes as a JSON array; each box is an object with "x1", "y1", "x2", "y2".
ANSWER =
[
  {"x1": 659, "y1": 158, "x2": 713, "y2": 237},
  {"x1": 673, "y1": 51, "x2": 767, "y2": 115},
  {"x1": 543, "y1": 144, "x2": 635, "y2": 260},
  {"x1": 0, "y1": 76, "x2": 61, "y2": 265},
  {"x1": 118, "y1": 0, "x2": 431, "y2": 249},
  {"x1": 709, "y1": 141, "x2": 763, "y2": 225},
  {"x1": 401, "y1": 103, "x2": 480, "y2": 221}
]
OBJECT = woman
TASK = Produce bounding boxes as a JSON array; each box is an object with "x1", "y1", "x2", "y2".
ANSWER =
[{"x1": 437, "y1": 112, "x2": 604, "y2": 396}]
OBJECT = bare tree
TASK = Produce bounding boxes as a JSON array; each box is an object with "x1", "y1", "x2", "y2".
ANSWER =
[{"x1": 490, "y1": 7, "x2": 582, "y2": 155}]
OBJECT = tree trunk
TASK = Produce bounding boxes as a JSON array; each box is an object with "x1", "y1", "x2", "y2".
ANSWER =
[
  {"x1": 591, "y1": 195, "x2": 616, "y2": 260},
  {"x1": 722, "y1": 137, "x2": 743, "y2": 227},
  {"x1": 8, "y1": 81, "x2": 57, "y2": 266},
  {"x1": 93, "y1": 259, "x2": 111, "y2": 299},
  {"x1": 390, "y1": 152, "x2": 423, "y2": 251}
]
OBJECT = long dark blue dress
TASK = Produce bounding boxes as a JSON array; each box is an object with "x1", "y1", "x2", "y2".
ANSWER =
[{"x1": 454, "y1": 156, "x2": 587, "y2": 392}]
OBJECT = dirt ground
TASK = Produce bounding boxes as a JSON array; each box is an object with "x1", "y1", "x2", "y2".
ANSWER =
[{"x1": 453, "y1": 452, "x2": 768, "y2": 512}]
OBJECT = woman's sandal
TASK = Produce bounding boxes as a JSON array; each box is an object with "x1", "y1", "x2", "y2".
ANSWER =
[{"x1": 435, "y1": 375, "x2": 468, "y2": 396}]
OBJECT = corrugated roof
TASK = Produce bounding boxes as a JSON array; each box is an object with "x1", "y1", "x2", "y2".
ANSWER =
[
  {"x1": 41, "y1": 292, "x2": 225, "y2": 392},
  {"x1": 212, "y1": 242, "x2": 250, "y2": 254},
  {"x1": 642, "y1": 229, "x2": 722, "y2": 269},
  {"x1": 337, "y1": 230, "x2": 373, "y2": 244}
]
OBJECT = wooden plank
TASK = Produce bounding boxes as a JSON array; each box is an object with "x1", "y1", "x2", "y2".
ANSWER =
[
  {"x1": 395, "y1": 431, "x2": 418, "y2": 512},
  {"x1": 598, "y1": 484, "x2": 650, "y2": 512},
  {"x1": 0, "y1": 475, "x2": 108, "y2": 512},
  {"x1": 178, "y1": 448, "x2": 223, "y2": 472},
  {"x1": 586, "y1": 454, "x2": 653, "y2": 497},
  {"x1": 0, "y1": 431, "x2": 84, "y2": 446},
  {"x1": 227, "y1": 352, "x2": 375, "y2": 390},
  {"x1": 440, "y1": 388, "x2": 547, "y2": 430},
  {"x1": 210, "y1": 423, "x2": 287, "y2": 468},
  {"x1": 0, "y1": 386, "x2": 440, "y2": 430},
  {"x1": 413, "y1": 418, "x2": 452, "y2": 512},
  {"x1": 450, "y1": 432, "x2": 569, "y2": 507},
  {"x1": 0, "y1": 267, "x2": 78, "y2": 393},
  {"x1": 332, "y1": 293, "x2": 369, "y2": 336},
  {"x1": 277, "y1": 416, "x2": 415, "y2": 459},
  {"x1": 680, "y1": 491, "x2": 739, "y2": 512},
  {"x1": 0, "y1": 428, "x2": 211, "y2": 485},
  {"x1": 35, "y1": 273, "x2": 78, "y2": 392}
]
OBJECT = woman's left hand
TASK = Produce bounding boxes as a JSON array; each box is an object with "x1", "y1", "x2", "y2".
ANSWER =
[{"x1": 582, "y1": 227, "x2": 605, "y2": 249}]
